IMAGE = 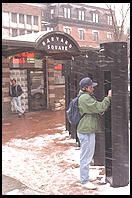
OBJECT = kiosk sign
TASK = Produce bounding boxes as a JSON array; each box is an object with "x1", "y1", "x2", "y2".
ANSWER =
[
  {"x1": 35, "y1": 32, "x2": 80, "y2": 55},
  {"x1": 42, "y1": 36, "x2": 73, "y2": 51}
]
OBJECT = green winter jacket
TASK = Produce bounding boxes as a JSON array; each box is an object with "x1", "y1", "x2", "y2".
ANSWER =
[{"x1": 77, "y1": 90, "x2": 111, "y2": 134}]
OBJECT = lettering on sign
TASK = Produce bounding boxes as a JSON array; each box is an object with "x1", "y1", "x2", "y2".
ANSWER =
[{"x1": 41, "y1": 35, "x2": 74, "y2": 51}]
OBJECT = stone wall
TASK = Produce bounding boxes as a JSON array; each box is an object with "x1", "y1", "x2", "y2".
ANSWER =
[
  {"x1": 46, "y1": 57, "x2": 55, "y2": 110},
  {"x1": 2, "y1": 57, "x2": 11, "y2": 118},
  {"x1": 2, "y1": 56, "x2": 65, "y2": 118}
]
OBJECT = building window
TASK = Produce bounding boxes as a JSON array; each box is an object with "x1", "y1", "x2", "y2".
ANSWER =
[
  {"x1": 78, "y1": 29, "x2": 84, "y2": 40},
  {"x1": 64, "y1": 27, "x2": 71, "y2": 35},
  {"x1": 93, "y1": 13, "x2": 99, "y2": 23},
  {"x1": 27, "y1": 15, "x2": 32, "y2": 25},
  {"x1": 12, "y1": 29, "x2": 18, "y2": 37},
  {"x1": 46, "y1": 26, "x2": 54, "y2": 31},
  {"x1": 34, "y1": 31, "x2": 39, "y2": 33},
  {"x1": 107, "y1": 15, "x2": 112, "y2": 25},
  {"x1": 42, "y1": 10, "x2": 45, "y2": 17},
  {"x1": 79, "y1": 10, "x2": 85, "y2": 21},
  {"x1": 107, "y1": 32, "x2": 112, "y2": 39},
  {"x1": 64, "y1": 8, "x2": 71, "y2": 18},
  {"x1": 19, "y1": 14, "x2": 24, "y2": 24},
  {"x1": 93, "y1": 31, "x2": 99, "y2": 41},
  {"x1": 50, "y1": 9, "x2": 54, "y2": 19},
  {"x1": 2, "y1": 12, "x2": 10, "y2": 26},
  {"x1": 33, "y1": 16, "x2": 38, "y2": 25},
  {"x1": 11, "y1": 13, "x2": 17, "y2": 23},
  {"x1": 2, "y1": 28, "x2": 10, "y2": 38},
  {"x1": 19, "y1": 29, "x2": 25, "y2": 35},
  {"x1": 27, "y1": 30, "x2": 32, "y2": 34}
]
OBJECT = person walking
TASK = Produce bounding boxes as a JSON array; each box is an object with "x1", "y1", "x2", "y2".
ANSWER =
[
  {"x1": 9, "y1": 79, "x2": 25, "y2": 117},
  {"x1": 77, "y1": 77, "x2": 112, "y2": 190}
]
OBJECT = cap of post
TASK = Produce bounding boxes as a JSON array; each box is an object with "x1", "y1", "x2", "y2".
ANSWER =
[{"x1": 79, "y1": 77, "x2": 97, "y2": 88}]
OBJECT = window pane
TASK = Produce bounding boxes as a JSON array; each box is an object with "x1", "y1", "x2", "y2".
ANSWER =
[
  {"x1": 79, "y1": 10, "x2": 81, "y2": 20},
  {"x1": 51, "y1": 9, "x2": 54, "y2": 19},
  {"x1": 96, "y1": 13, "x2": 98, "y2": 23},
  {"x1": 68, "y1": 8, "x2": 70, "y2": 18},
  {"x1": 27, "y1": 30, "x2": 32, "y2": 34},
  {"x1": 2, "y1": 12, "x2": 9, "y2": 26},
  {"x1": 79, "y1": 10, "x2": 85, "y2": 20},
  {"x1": 82, "y1": 11, "x2": 84, "y2": 20},
  {"x1": 107, "y1": 33, "x2": 112, "y2": 39},
  {"x1": 54, "y1": 70, "x2": 65, "y2": 85},
  {"x1": 108, "y1": 16, "x2": 112, "y2": 25},
  {"x1": 64, "y1": 28, "x2": 71, "y2": 34},
  {"x1": 27, "y1": 15, "x2": 32, "y2": 24},
  {"x1": 79, "y1": 30, "x2": 84, "y2": 40},
  {"x1": 33, "y1": 16, "x2": 38, "y2": 25},
  {"x1": 19, "y1": 14, "x2": 24, "y2": 24},
  {"x1": 93, "y1": 32, "x2": 98, "y2": 41},
  {"x1": 93, "y1": 13, "x2": 98, "y2": 23},
  {"x1": 64, "y1": 8, "x2": 67, "y2": 18},
  {"x1": 19, "y1": 29, "x2": 25, "y2": 35},
  {"x1": 93, "y1": 13, "x2": 95, "y2": 22},
  {"x1": 11, "y1": 13, "x2": 17, "y2": 23},
  {"x1": 2, "y1": 28, "x2": 10, "y2": 38},
  {"x1": 12, "y1": 29, "x2": 18, "y2": 37},
  {"x1": 64, "y1": 8, "x2": 71, "y2": 18}
]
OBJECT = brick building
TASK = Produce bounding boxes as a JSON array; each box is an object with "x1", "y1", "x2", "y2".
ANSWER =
[
  {"x1": 2, "y1": 3, "x2": 42, "y2": 38},
  {"x1": 41, "y1": 3, "x2": 115, "y2": 48}
]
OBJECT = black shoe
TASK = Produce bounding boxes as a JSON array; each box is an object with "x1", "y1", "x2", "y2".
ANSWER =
[{"x1": 18, "y1": 114, "x2": 22, "y2": 118}]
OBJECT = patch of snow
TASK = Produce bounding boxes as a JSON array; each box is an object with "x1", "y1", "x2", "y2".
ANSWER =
[
  {"x1": 6, "y1": 189, "x2": 22, "y2": 195},
  {"x1": 2, "y1": 129, "x2": 130, "y2": 195},
  {"x1": 99, "y1": 183, "x2": 130, "y2": 195},
  {"x1": 3, "y1": 123, "x2": 11, "y2": 126}
]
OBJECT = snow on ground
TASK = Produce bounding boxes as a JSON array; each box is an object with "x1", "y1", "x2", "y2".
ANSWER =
[{"x1": 2, "y1": 127, "x2": 130, "y2": 195}]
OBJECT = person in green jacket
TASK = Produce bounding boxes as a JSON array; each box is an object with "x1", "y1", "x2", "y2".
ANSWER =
[{"x1": 77, "y1": 77, "x2": 112, "y2": 190}]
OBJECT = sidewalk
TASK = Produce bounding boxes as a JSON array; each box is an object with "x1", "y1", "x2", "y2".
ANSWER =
[
  {"x1": 2, "y1": 110, "x2": 65, "y2": 144},
  {"x1": 2, "y1": 175, "x2": 41, "y2": 195},
  {"x1": 2, "y1": 110, "x2": 130, "y2": 195}
]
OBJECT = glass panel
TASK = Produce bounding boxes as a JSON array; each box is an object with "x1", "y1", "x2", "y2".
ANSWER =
[
  {"x1": 2, "y1": 12, "x2": 9, "y2": 26},
  {"x1": 27, "y1": 15, "x2": 32, "y2": 24},
  {"x1": 11, "y1": 12, "x2": 17, "y2": 23},
  {"x1": 54, "y1": 70, "x2": 65, "y2": 85},
  {"x1": 29, "y1": 70, "x2": 46, "y2": 111},
  {"x1": 19, "y1": 14, "x2": 24, "y2": 24}
]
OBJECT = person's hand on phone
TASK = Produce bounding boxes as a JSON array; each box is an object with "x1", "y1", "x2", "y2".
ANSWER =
[{"x1": 108, "y1": 90, "x2": 112, "y2": 98}]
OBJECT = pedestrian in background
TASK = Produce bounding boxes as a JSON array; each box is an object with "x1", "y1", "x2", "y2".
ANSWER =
[
  {"x1": 77, "y1": 77, "x2": 112, "y2": 190},
  {"x1": 9, "y1": 79, "x2": 25, "y2": 117}
]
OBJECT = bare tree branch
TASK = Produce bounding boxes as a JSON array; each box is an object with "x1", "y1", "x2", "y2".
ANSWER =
[
  {"x1": 106, "y1": 4, "x2": 119, "y2": 41},
  {"x1": 106, "y1": 3, "x2": 130, "y2": 41},
  {"x1": 119, "y1": 4, "x2": 130, "y2": 40}
]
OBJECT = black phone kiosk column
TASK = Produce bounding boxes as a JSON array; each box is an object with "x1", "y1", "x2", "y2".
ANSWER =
[{"x1": 100, "y1": 42, "x2": 129, "y2": 187}]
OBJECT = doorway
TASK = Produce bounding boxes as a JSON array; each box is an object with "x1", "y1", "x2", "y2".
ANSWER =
[{"x1": 27, "y1": 69, "x2": 47, "y2": 111}]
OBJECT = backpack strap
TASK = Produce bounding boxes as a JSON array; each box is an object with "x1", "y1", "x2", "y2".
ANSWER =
[{"x1": 77, "y1": 92, "x2": 86, "y2": 122}]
